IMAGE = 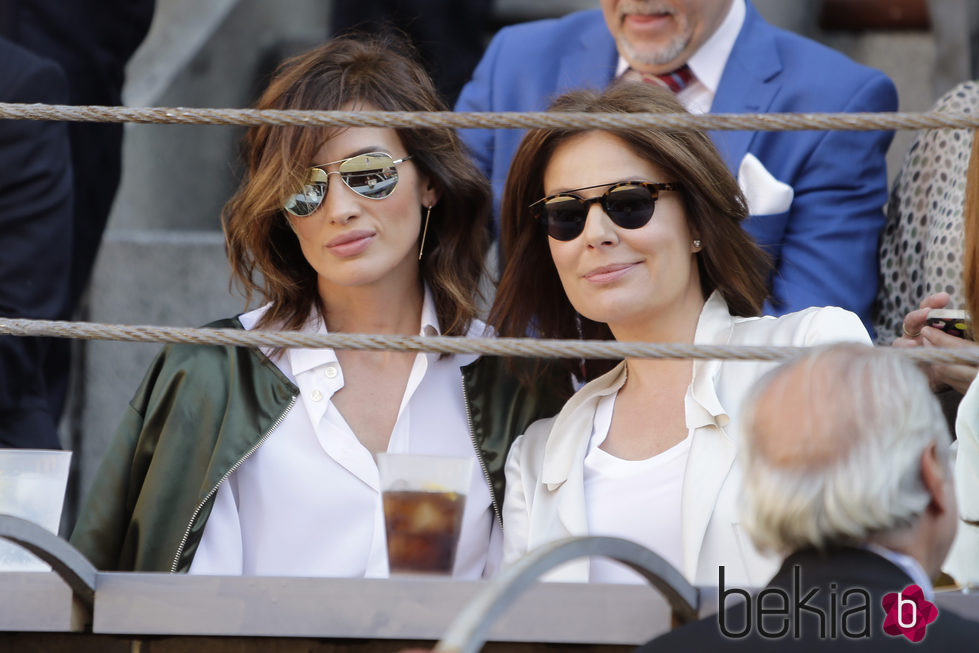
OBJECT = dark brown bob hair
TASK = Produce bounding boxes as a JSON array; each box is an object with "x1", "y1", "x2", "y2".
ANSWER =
[
  {"x1": 490, "y1": 83, "x2": 771, "y2": 379},
  {"x1": 223, "y1": 33, "x2": 490, "y2": 336}
]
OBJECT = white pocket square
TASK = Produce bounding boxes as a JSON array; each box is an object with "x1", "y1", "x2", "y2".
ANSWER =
[{"x1": 737, "y1": 153, "x2": 794, "y2": 215}]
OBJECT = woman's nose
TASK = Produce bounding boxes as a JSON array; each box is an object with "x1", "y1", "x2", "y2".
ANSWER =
[
  {"x1": 320, "y1": 171, "x2": 360, "y2": 224},
  {"x1": 580, "y1": 202, "x2": 618, "y2": 247}
]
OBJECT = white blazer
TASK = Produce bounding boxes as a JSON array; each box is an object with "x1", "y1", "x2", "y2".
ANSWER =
[{"x1": 502, "y1": 292, "x2": 871, "y2": 587}]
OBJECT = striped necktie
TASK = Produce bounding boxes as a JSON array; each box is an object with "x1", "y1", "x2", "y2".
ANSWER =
[{"x1": 624, "y1": 64, "x2": 696, "y2": 94}]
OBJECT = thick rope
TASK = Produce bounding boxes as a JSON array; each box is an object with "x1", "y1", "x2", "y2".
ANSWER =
[
  {"x1": 1, "y1": 102, "x2": 978, "y2": 131},
  {"x1": 1, "y1": 102, "x2": 973, "y2": 364},
  {"x1": 1, "y1": 317, "x2": 977, "y2": 365}
]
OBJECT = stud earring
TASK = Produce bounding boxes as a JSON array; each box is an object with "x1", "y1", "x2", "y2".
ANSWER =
[
  {"x1": 418, "y1": 205, "x2": 432, "y2": 260},
  {"x1": 692, "y1": 239, "x2": 702, "y2": 250}
]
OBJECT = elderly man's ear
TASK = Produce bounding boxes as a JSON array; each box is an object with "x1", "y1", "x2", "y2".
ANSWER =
[{"x1": 920, "y1": 442, "x2": 952, "y2": 516}]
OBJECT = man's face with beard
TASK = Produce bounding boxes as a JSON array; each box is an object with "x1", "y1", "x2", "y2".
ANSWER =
[{"x1": 600, "y1": 0, "x2": 733, "y2": 74}]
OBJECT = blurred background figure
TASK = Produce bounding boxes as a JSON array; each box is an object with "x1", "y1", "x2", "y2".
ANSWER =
[
  {"x1": 0, "y1": 0, "x2": 156, "y2": 442},
  {"x1": 891, "y1": 111, "x2": 979, "y2": 587},
  {"x1": 330, "y1": 0, "x2": 492, "y2": 106},
  {"x1": 875, "y1": 81, "x2": 979, "y2": 428},
  {"x1": 0, "y1": 36, "x2": 72, "y2": 449}
]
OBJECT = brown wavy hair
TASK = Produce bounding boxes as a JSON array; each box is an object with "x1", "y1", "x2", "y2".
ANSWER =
[
  {"x1": 489, "y1": 83, "x2": 771, "y2": 380},
  {"x1": 223, "y1": 34, "x2": 490, "y2": 336}
]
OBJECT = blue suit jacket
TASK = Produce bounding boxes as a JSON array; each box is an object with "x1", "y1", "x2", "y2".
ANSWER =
[{"x1": 455, "y1": 3, "x2": 897, "y2": 329}]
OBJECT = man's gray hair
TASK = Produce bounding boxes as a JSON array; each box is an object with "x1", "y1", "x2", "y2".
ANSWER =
[{"x1": 740, "y1": 343, "x2": 952, "y2": 553}]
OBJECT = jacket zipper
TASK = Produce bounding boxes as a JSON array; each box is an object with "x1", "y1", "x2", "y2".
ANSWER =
[
  {"x1": 170, "y1": 394, "x2": 298, "y2": 573},
  {"x1": 460, "y1": 375, "x2": 502, "y2": 530}
]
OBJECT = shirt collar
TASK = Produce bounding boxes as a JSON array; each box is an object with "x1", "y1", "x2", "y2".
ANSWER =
[
  {"x1": 542, "y1": 361, "x2": 628, "y2": 488},
  {"x1": 686, "y1": 290, "x2": 734, "y2": 429},
  {"x1": 288, "y1": 284, "x2": 442, "y2": 378},
  {"x1": 288, "y1": 312, "x2": 337, "y2": 379},
  {"x1": 687, "y1": 0, "x2": 744, "y2": 94},
  {"x1": 419, "y1": 284, "x2": 441, "y2": 337},
  {"x1": 863, "y1": 543, "x2": 935, "y2": 600},
  {"x1": 613, "y1": 0, "x2": 745, "y2": 94}
]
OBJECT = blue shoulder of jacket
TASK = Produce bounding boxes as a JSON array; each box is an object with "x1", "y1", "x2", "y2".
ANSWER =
[{"x1": 765, "y1": 22, "x2": 894, "y2": 92}]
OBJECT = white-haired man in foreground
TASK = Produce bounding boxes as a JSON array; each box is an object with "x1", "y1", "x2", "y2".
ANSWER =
[{"x1": 638, "y1": 343, "x2": 979, "y2": 650}]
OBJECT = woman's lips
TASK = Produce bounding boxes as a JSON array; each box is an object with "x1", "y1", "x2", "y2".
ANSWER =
[
  {"x1": 326, "y1": 230, "x2": 375, "y2": 257},
  {"x1": 584, "y1": 262, "x2": 637, "y2": 284}
]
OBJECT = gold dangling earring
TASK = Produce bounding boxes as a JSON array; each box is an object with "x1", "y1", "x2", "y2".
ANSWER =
[{"x1": 418, "y1": 205, "x2": 432, "y2": 260}]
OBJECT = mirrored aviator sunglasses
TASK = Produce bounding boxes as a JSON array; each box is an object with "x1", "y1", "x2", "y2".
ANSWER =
[
  {"x1": 531, "y1": 181, "x2": 681, "y2": 241},
  {"x1": 283, "y1": 152, "x2": 412, "y2": 217}
]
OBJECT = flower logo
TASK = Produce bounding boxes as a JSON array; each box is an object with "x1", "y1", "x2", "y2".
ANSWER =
[{"x1": 881, "y1": 584, "x2": 938, "y2": 642}]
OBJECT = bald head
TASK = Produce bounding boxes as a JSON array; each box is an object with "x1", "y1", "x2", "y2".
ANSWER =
[
  {"x1": 739, "y1": 344, "x2": 954, "y2": 558},
  {"x1": 749, "y1": 346, "x2": 869, "y2": 471}
]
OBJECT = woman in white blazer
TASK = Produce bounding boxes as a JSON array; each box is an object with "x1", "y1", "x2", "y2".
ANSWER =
[{"x1": 488, "y1": 83, "x2": 871, "y2": 587}]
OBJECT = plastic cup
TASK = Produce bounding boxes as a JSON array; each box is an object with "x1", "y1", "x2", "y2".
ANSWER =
[
  {"x1": 377, "y1": 453, "x2": 472, "y2": 575},
  {"x1": 0, "y1": 449, "x2": 72, "y2": 571}
]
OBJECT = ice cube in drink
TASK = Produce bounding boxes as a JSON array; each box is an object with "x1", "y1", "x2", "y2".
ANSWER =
[{"x1": 382, "y1": 489, "x2": 467, "y2": 574}]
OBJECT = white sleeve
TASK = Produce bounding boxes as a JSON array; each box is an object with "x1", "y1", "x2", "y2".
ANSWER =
[
  {"x1": 800, "y1": 306, "x2": 872, "y2": 346},
  {"x1": 501, "y1": 433, "x2": 532, "y2": 568},
  {"x1": 944, "y1": 378, "x2": 979, "y2": 583},
  {"x1": 955, "y1": 379, "x2": 979, "y2": 522},
  {"x1": 187, "y1": 477, "x2": 244, "y2": 575},
  {"x1": 482, "y1": 514, "x2": 503, "y2": 578}
]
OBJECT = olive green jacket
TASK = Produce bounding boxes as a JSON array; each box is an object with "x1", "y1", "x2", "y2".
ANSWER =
[{"x1": 70, "y1": 317, "x2": 568, "y2": 573}]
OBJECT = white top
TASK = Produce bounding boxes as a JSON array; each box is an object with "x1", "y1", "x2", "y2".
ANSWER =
[
  {"x1": 503, "y1": 291, "x2": 871, "y2": 586},
  {"x1": 584, "y1": 392, "x2": 690, "y2": 583},
  {"x1": 615, "y1": 0, "x2": 746, "y2": 115},
  {"x1": 189, "y1": 288, "x2": 498, "y2": 578}
]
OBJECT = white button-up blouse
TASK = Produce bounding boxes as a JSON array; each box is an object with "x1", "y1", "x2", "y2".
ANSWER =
[{"x1": 189, "y1": 288, "x2": 497, "y2": 578}]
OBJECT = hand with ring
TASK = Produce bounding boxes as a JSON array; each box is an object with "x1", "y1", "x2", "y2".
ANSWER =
[{"x1": 893, "y1": 292, "x2": 978, "y2": 393}]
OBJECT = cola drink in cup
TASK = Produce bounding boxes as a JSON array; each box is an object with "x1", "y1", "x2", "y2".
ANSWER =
[
  {"x1": 383, "y1": 489, "x2": 467, "y2": 573},
  {"x1": 377, "y1": 453, "x2": 472, "y2": 575}
]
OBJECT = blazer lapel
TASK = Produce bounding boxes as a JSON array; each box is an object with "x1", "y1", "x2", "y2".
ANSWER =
[
  {"x1": 681, "y1": 294, "x2": 738, "y2": 580},
  {"x1": 709, "y1": 1, "x2": 782, "y2": 173},
  {"x1": 555, "y1": 16, "x2": 619, "y2": 95},
  {"x1": 681, "y1": 421, "x2": 737, "y2": 580},
  {"x1": 533, "y1": 364, "x2": 627, "y2": 580}
]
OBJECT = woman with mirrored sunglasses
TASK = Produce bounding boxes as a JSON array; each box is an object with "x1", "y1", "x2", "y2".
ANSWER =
[
  {"x1": 71, "y1": 34, "x2": 568, "y2": 577},
  {"x1": 488, "y1": 82, "x2": 872, "y2": 587}
]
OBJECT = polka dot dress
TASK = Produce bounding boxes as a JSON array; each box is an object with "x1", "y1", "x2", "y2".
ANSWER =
[{"x1": 873, "y1": 81, "x2": 978, "y2": 343}]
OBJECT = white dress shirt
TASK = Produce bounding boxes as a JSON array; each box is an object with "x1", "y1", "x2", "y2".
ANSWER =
[
  {"x1": 615, "y1": 0, "x2": 746, "y2": 114},
  {"x1": 189, "y1": 288, "x2": 497, "y2": 578}
]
